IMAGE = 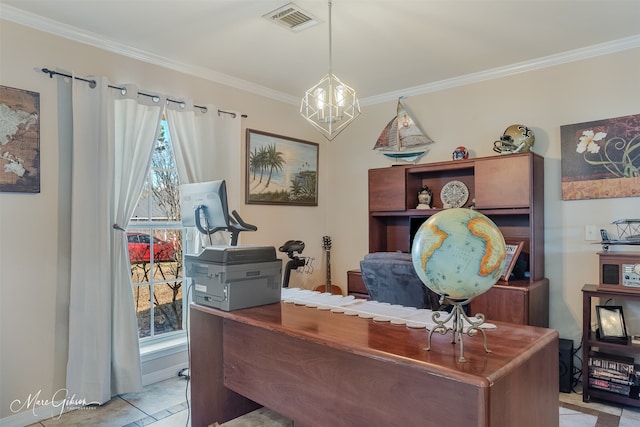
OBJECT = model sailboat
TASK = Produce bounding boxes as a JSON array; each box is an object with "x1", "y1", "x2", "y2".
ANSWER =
[{"x1": 373, "y1": 98, "x2": 435, "y2": 163}]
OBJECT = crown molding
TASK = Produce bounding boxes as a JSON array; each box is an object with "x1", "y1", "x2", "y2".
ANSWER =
[
  {"x1": 0, "y1": 4, "x2": 299, "y2": 105},
  {"x1": 2, "y1": 4, "x2": 638, "y2": 107},
  {"x1": 361, "y1": 34, "x2": 640, "y2": 106}
]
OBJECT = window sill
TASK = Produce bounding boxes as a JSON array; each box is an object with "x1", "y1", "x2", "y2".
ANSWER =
[{"x1": 140, "y1": 333, "x2": 187, "y2": 363}]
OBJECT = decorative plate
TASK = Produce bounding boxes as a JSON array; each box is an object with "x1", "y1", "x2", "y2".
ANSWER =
[{"x1": 440, "y1": 180, "x2": 469, "y2": 208}]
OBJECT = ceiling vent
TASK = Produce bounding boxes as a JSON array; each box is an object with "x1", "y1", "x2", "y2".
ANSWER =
[{"x1": 263, "y1": 3, "x2": 320, "y2": 32}]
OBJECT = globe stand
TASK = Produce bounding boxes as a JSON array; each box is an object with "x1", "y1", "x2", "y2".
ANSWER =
[{"x1": 426, "y1": 296, "x2": 491, "y2": 363}]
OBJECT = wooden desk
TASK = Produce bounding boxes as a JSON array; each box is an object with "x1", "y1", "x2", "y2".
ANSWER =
[
  {"x1": 347, "y1": 270, "x2": 549, "y2": 327},
  {"x1": 190, "y1": 302, "x2": 558, "y2": 427}
]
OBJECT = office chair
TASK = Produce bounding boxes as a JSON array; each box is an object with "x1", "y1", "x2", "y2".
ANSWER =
[{"x1": 360, "y1": 252, "x2": 442, "y2": 310}]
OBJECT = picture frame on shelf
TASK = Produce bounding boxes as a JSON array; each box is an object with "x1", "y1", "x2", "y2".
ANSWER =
[
  {"x1": 596, "y1": 305, "x2": 628, "y2": 343},
  {"x1": 501, "y1": 240, "x2": 524, "y2": 281}
]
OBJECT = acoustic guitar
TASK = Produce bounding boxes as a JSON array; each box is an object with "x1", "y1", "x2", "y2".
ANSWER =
[{"x1": 314, "y1": 236, "x2": 342, "y2": 295}]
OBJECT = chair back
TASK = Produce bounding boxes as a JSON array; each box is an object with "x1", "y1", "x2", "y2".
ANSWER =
[{"x1": 360, "y1": 252, "x2": 441, "y2": 310}]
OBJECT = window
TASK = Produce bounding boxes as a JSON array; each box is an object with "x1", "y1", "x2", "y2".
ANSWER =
[{"x1": 128, "y1": 120, "x2": 184, "y2": 340}]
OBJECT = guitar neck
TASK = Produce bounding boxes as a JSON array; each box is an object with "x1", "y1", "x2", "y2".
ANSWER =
[
  {"x1": 325, "y1": 249, "x2": 331, "y2": 286},
  {"x1": 322, "y1": 236, "x2": 333, "y2": 293}
]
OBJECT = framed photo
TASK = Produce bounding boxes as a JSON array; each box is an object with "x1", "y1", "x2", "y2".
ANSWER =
[
  {"x1": 501, "y1": 240, "x2": 524, "y2": 281},
  {"x1": 246, "y1": 129, "x2": 318, "y2": 206},
  {"x1": 596, "y1": 305, "x2": 628, "y2": 343}
]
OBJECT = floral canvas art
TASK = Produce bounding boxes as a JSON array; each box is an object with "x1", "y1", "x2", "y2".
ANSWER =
[{"x1": 560, "y1": 114, "x2": 640, "y2": 200}]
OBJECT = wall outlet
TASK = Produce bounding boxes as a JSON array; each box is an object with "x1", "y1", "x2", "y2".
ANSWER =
[{"x1": 585, "y1": 224, "x2": 599, "y2": 241}]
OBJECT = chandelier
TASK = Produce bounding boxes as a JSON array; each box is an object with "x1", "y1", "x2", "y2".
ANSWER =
[{"x1": 300, "y1": 1, "x2": 360, "y2": 141}]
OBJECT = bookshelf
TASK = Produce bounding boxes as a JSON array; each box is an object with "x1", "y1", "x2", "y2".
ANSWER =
[
  {"x1": 582, "y1": 284, "x2": 640, "y2": 407},
  {"x1": 363, "y1": 152, "x2": 548, "y2": 327}
]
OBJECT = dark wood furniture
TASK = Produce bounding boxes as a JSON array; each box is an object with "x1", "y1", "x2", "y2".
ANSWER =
[
  {"x1": 190, "y1": 302, "x2": 559, "y2": 427},
  {"x1": 347, "y1": 269, "x2": 368, "y2": 299},
  {"x1": 471, "y1": 278, "x2": 549, "y2": 326},
  {"x1": 359, "y1": 152, "x2": 548, "y2": 326},
  {"x1": 581, "y1": 284, "x2": 640, "y2": 407}
]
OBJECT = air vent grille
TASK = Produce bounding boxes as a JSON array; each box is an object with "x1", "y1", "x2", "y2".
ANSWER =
[{"x1": 263, "y1": 3, "x2": 319, "y2": 32}]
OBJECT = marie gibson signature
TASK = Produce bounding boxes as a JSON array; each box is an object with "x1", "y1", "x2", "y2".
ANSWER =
[{"x1": 10, "y1": 388, "x2": 100, "y2": 420}]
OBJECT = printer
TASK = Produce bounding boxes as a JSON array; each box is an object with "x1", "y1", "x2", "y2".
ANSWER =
[{"x1": 185, "y1": 245, "x2": 282, "y2": 311}]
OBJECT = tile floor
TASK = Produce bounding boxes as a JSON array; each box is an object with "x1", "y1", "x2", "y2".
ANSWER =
[{"x1": 25, "y1": 375, "x2": 640, "y2": 427}]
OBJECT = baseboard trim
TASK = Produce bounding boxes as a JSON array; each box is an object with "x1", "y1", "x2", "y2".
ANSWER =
[{"x1": 142, "y1": 362, "x2": 189, "y2": 387}]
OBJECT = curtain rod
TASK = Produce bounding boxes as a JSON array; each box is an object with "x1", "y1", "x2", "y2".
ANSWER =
[{"x1": 41, "y1": 68, "x2": 247, "y2": 118}]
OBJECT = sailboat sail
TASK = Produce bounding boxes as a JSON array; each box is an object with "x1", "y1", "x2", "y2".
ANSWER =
[
  {"x1": 375, "y1": 117, "x2": 398, "y2": 150},
  {"x1": 373, "y1": 98, "x2": 434, "y2": 162}
]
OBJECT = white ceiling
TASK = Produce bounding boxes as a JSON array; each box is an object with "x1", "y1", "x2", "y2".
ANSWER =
[{"x1": 2, "y1": 0, "x2": 640, "y2": 105}]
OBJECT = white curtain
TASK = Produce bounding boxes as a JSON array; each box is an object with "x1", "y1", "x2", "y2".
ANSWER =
[
  {"x1": 65, "y1": 77, "x2": 164, "y2": 403},
  {"x1": 110, "y1": 86, "x2": 164, "y2": 393},
  {"x1": 165, "y1": 101, "x2": 216, "y2": 184},
  {"x1": 166, "y1": 103, "x2": 242, "y2": 250}
]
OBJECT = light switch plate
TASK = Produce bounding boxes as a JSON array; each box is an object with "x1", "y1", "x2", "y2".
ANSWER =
[{"x1": 585, "y1": 224, "x2": 599, "y2": 241}]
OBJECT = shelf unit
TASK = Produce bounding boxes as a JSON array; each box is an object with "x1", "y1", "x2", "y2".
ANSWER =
[
  {"x1": 581, "y1": 284, "x2": 640, "y2": 407},
  {"x1": 364, "y1": 151, "x2": 548, "y2": 327}
]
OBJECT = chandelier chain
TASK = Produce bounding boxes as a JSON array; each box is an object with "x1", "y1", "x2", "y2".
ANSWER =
[{"x1": 328, "y1": 1, "x2": 333, "y2": 75}]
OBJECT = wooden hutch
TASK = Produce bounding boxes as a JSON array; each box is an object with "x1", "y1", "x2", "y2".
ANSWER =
[{"x1": 348, "y1": 151, "x2": 549, "y2": 327}]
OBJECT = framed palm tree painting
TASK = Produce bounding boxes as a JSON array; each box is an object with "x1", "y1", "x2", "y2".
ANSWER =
[{"x1": 245, "y1": 129, "x2": 318, "y2": 206}]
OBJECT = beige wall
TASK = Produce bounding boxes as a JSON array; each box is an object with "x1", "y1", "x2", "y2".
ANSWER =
[
  {"x1": 1, "y1": 18, "x2": 639, "y2": 421},
  {"x1": 327, "y1": 50, "x2": 640, "y2": 348},
  {"x1": 0, "y1": 20, "x2": 328, "y2": 421}
]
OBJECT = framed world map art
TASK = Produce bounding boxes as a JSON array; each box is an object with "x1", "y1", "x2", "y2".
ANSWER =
[
  {"x1": 560, "y1": 113, "x2": 640, "y2": 200},
  {"x1": 0, "y1": 85, "x2": 40, "y2": 193}
]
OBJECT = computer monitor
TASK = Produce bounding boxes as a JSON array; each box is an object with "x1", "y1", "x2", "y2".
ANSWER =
[
  {"x1": 180, "y1": 180, "x2": 257, "y2": 246},
  {"x1": 180, "y1": 180, "x2": 230, "y2": 237}
]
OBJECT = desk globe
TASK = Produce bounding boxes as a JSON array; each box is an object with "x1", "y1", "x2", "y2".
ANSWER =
[{"x1": 411, "y1": 208, "x2": 507, "y2": 362}]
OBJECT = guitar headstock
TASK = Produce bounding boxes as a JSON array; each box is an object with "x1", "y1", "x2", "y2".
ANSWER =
[{"x1": 322, "y1": 235, "x2": 332, "y2": 251}]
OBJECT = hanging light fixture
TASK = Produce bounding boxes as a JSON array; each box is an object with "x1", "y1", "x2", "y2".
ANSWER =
[{"x1": 300, "y1": 1, "x2": 360, "y2": 141}]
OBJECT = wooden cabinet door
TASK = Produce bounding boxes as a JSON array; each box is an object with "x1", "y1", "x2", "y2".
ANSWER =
[
  {"x1": 368, "y1": 167, "x2": 407, "y2": 211},
  {"x1": 470, "y1": 279, "x2": 549, "y2": 327},
  {"x1": 470, "y1": 286, "x2": 527, "y2": 324},
  {"x1": 474, "y1": 154, "x2": 531, "y2": 208}
]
